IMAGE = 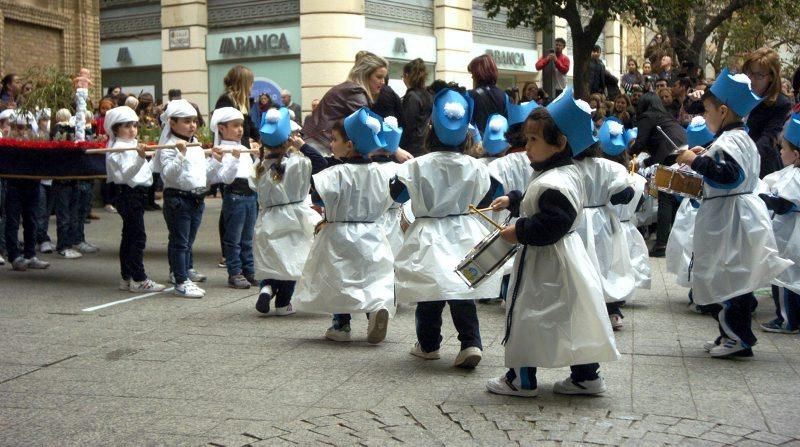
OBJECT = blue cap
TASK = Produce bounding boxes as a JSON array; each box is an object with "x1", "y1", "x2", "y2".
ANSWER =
[
  {"x1": 784, "y1": 113, "x2": 800, "y2": 148},
  {"x1": 546, "y1": 87, "x2": 598, "y2": 155},
  {"x1": 624, "y1": 127, "x2": 638, "y2": 147},
  {"x1": 483, "y1": 114, "x2": 509, "y2": 155},
  {"x1": 710, "y1": 67, "x2": 764, "y2": 117},
  {"x1": 380, "y1": 119, "x2": 402, "y2": 153},
  {"x1": 260, "y1": 107, "x2": 291, "y2": 147},
  {"x1": 432, "y1": 88, "x2": 473, "y2": 147},
  {"x1": 598, "y1": 117, "x2": 627, "y2": 156},
  {"x1": 344, "y1": 107, "x2": 387, "y2": 155},
  {"x1": 468, "y1": 124, "x2": 481, "y2": 144},
  {"x1": 506, "y1": 98, "x2": 540, "y2": 126},
  {"x1": 686, "y1": 117, "x2": 715, "y2": 147}
]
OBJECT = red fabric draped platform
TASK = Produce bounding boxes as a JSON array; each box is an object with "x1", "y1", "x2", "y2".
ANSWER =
[{"x1": 0, "y1": 138, "x2": 108, "y2": 180}]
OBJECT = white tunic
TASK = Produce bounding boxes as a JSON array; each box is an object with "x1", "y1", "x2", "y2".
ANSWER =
[
  {"x1": 105, "y1": 138, "x2": 153, "y2": 187},
  {"x1": 767, "y1": 166, "x2": 800, "y2": 294},
  {"x1": 394, "y1": 151, "x2": 501, "y2": 303},
  {"x1": 612, "y1": 173, "x2": 652, "y2": 289},
  {"x1": 504, "y1": 163, "x2": 620, "y2": 368},
  {"x1": 691, "y1": 129, "x2": 792, "y2": 305},
  {"x1": 375, "y1": 161, "x2": 404, "y2": 257},
  {"x1": 666, "y1": 198, "x2": 699, "y2": 288},
  {"x1": 574, "y1": 157, "x2": 636, "y2": 304},
  {"x1": 217, "y1": 140, "x2": 255, "y2": 185},
  {"x1": 252, "y1": 152, "x2": 322, "y2": 280},
  {"x1": 292, "y1": 162, "x2": 395, "y2": 314}
]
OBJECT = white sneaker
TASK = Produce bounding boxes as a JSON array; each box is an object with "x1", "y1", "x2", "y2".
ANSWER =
[
  {"x1": 0, "y1": 254, "x2": 5, "y2": 265},
  {"x1": 11, "y1": 256, "x2": 28, "y2": 271},
  {"x1": 274, "y1": 304, "x2": 296, "y2": 316},
  {"x1": 188, "y1": 268, "x2": 206, "y2": 282},
  {"x1": 26, "y1": 257, "x2": 50, "y2": 269},
  {"x1": 119, "y1": 279, "x2": 131, "y2": 291},
  {"x1": 610, "y1": 314, "x2": 623, "y2": 331},
  {"x1": 173, "y1": 280, "x2": 204, "y2": 298},
  {"x1": 367, "y1": 308, "x2": 389, "y2": 344},
  {"x1": 325, "y1": 325, "x2": 352, "y2": 342},
  {"x1": 553, "y1": 376, "x2": 607, "y2": 395},
  {"x1": 39, "y1": 241, "x2": 54, "y2": 254},
  {"x1": 410, "y1": 342, "x2": 441, "y2": 360},
  {"x1": 486, "y1": 376, "x2": 539, "y2": 397},
  {"x1": 76, "y1": 242, "x2": 98, "y2": 254},
  {"x1": 454, "y1": 346, "x2": 482, "y2": 368},
  {"x1": 59, "y1": 248, "x2": 82, "y2": 259},
  {"x1": 709, "y1": 339, "x2": 753, "y2": 358},
  {"x1": 703, "y1": 337, "x2": 728, "y2": 352},
  {"x1": 169, "y1": 272, "x2": 176, "y2": 285},
  {"x1": 129, "y1": 279, "x2": 166, "y2": 293},
  {"x1": 104, "y1": 204, "x2": 117, "y2": 213}
]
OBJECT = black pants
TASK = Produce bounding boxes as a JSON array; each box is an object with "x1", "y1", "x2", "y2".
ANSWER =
[
  {"x1": 656, "y1": 191, "x2": 678, "y2": 245},
  {"x1": 147, "y1": 173, "x2": 161, "y2": 206},
  {"x1": 506, "y1": 363, "x2": 600, "y2": 390},
  {"x1": 415, "y1": 300, "x2": 482, "y2": 352},
  {"x1": 3, "y1": 179, "x2": 40, "y2": 261},
  {"x1": 115, "y1": 186, "x2": 148, "y2": 282},
  {"x1": 703, "y1": 293, "x2": 758, "y2": 347},
  {"x1": 101, "y1": 181, "x2": 117, "y2": 206},
  {"x1": 606, "y1": 301, "x2": 625, "y2": 317}
]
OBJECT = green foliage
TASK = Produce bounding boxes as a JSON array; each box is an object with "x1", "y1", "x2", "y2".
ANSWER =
[{"x1": 17, "y1": 66, "x2": 75, "y2": 116}]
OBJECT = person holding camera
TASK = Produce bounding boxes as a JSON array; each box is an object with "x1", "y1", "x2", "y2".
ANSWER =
[{"x1": 535, "y1": 38, "x2": 570, "y2": 97}]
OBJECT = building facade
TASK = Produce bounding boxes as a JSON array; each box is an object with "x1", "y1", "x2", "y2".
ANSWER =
[{"x1": 100, "y1": 0, "x2": 637, "y2": 120}]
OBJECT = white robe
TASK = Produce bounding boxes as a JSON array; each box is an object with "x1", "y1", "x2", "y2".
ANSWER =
[
  {"x1": 612, "y1": 173, "x2": 651, "y2": 290},
  {"x1": 767, "y1": 166, "x2": 800, "y2": 294},
  {"x1": 691, "y1": 129, "x2": 792, "y2": 305},
  {"x1": 504, "y1": 163, "x2": 619, "y2": 368},
  {"x1": 574, "y1": 158, "x2": 636, "y2": 304},
  {"x1": 292, "y1": 163, "x2": 395, "y2": 314},
  {"x1": 252, "y1": 153, "x2": 321, "y2": 281},
  {"x1": 394, "y1": 151, "x2": 501, "y2": 303},
  {"x1": 375, "y1": 161, "x2": 404, "y2": 257},
  {"x1": 666, "y1": 198, "x2": 699, "y2": 288}
]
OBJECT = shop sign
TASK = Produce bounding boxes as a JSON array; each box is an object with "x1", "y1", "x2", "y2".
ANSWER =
[
  {"x1": 485, "y1": 49, "x2": 526, "y2": 67},
  {"x1": 169, "y1": 28, "x2": 191, "y2": 50},
  {"x1": 219, "y1": 33, "x2": 290, "y2": 55},
  {"x1": 471, "y1": 44, "x2": 537, "y2": 72},
  {"x1": 362, "y1": 29, "x2": 437, "y2": 63}
]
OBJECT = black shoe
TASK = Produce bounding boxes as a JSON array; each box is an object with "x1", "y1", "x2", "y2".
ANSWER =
[
  {"x1": 649, "y1": 243, "x2": 666, "y2": 257},
  {"x1": 255, "y1": 286, "x2": 272, "y2": 314},
  {"x1": 146, "y1": 203, "x2": 161, "y2": 211},
  {"x1": 245, "y1": 275, "x2": 258, "y2": 286}
]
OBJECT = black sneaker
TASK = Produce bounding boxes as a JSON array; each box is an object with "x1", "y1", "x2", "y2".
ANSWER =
[
  {"x1": 255, "y1": 285, "x2": 272, "y2": 314},
  {"x1": 244, "y1": 274, "x2": 258, "y2": 286},
  {"x1": 649, "y1": 243, "x2": 666, "y2": 257}
]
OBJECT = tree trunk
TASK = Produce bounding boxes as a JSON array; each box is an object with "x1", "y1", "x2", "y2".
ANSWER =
[{"x1": 571, "y1": 36, "x2": 592, "y2": 99}]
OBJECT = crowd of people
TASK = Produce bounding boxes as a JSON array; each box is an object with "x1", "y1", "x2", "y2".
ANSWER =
[{"x1": 1, "y1": 40, "x2": 799, "y2": 398}]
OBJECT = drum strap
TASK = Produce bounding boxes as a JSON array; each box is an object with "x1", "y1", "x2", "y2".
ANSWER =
[
  {"x1": 264, "y1": 200, "x2": 304, "y2": 209},
  {"x1": 502, "y1": 245, "x2": 528, "y2": 346},
  {"x1": 620, "y1": 219, "x2": 631, "y2": 223},
  {"x1": 330, "y1": 220, "x2": 377, "y2": 224},
  {"x1": 704, "y1": 191, "x2": 753, "y2": 200},
  {"x1": 584, "y1": 204, "x2": 606, "y2": 208}
]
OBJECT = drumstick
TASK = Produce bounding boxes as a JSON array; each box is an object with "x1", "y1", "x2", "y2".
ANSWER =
[
  {"x1": 84, "y1": 142, "x2": 202, "y2": 154},
  {"x1": 655, "y1": 126, "x2": 682, "y2": 152},
  {"x1": 469, "y1": 205, "x2": 504, "y2": 231},
  {"x1": 469, "y1": 207, "x2": 494, "y2": 214}
]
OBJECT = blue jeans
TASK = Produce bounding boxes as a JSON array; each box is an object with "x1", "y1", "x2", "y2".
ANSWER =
[
  {"x1": 36, "y1": 183, "x2": 55, "y2": 244},
  {"x1": 3, "y1": 179, "x2": 40, "y2": 261},
  {"x1": 163, "y1": 192, "x2": 204, "y2": 284},
  {"x1": 53, "y1": 181, "x2": 80, "y2": 252},
  {"x1": 415, "y1": 300, "x2": 482, "y2": 352},
  {"x1": 222, "y1": 193, "x2": 257, "y2": 276},
  {"x1": 115, "y1": 186, "x2": 148, "y2": 282}
]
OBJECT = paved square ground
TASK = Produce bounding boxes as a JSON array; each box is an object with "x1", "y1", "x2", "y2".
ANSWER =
[{"x1": 1, "y1": 199, "x2": 799, "y2": 446}]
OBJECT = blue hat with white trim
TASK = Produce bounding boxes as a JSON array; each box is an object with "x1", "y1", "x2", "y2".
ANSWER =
[
  {"x1": 783, "y1": 113, "x2": 800, "y2": 148},
  {"x1": 545, "y1": 87, "x2": 598, "y2": 155},
  {"x1": 709, "y1": 67, "x2": 763, "y2": 117},
  {"x1": 483, "y1": 114, "x2": 509, "y2": 155},
  {"x1": 624, "y1": 127, "x2": 638, "y2": 147},
  {"x1": 259, "y1": 107, "x2": 291, "y2": 147},
  {"x1": 686, "y1": 116, "x2": 715, "y2": 147},
  {"x1": 598, "y1": 117, "x2": 627, "y2": 156},
  {"x1": 343, "y1": 107, "x2": 387, "y2": 155},
  {"x1": 506, "y1": 99, "x2": 540, "y2": 126},
  {"x1": 379, "y1": 116, "x2": 402, "y2": 153},
  {"x1": 432, "y1": 88, "x2": 473, "y2": 147}
]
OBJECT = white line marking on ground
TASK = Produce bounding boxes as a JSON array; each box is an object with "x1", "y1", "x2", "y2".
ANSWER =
[{"x1": 81, "y1": 288, "x2": 174, "y2": 312}]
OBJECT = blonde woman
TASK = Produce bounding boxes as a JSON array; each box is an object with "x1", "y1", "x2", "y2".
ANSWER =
[
  {"x1": 213, "y1": 65, "x2": 259, "y2": 147},
  {"x1": 303, "y1": 51, "x2": 412, "y2": 160}
]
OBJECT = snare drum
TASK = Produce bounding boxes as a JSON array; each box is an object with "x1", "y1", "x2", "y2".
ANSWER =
[
  {"x1": 455, "y1": 229, "x2": 518, "y2": 288},
  {"x1": 653, "y1": 164, "x2": 704, "y2": 198}
]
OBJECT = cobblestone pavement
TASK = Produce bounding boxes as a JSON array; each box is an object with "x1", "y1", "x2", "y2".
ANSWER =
[{"x1": 1, "y1": 200, "x2": 799, "y2": 446}]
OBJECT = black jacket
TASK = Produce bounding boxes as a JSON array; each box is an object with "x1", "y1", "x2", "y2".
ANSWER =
[
  {"x1": 747, "y1": 94, "x2": 791, "y2": 178},
  {"x1": 372, "y1": 85, "x2": 404, "y2": 126},
  {"x1": 589, "y1": 59, "x2": 606, "y2": 95},
  {"x1": 469, "y1": 85, "x2": 507, "y2": 135},
  {"x1": 399, "y1": 87, "x2": 433, "y2": 156},
  {"x1": 214, "y1": 94, "x2": 260, "y2": 145}
]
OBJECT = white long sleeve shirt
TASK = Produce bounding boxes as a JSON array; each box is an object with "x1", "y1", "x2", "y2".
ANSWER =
[
  {"x1": 158, "y1": 135, "x2": 222, "y2": 192},
  {"x1": 105, "y1": 138, "x2": 153, "y2": 187},
  {"x1": 216, "y1": 139, "x2": 256, "y2": 186}
]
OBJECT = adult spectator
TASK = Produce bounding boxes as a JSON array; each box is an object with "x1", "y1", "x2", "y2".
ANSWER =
[
  {"x1": 589, "y1": 45, "x2": 607, "y2": 95},
  {"x1": 281, "y1": 89, "x2": 302, "y2": 125},
  {"x1": 610, "y1": 93, "x2": 635, "y2": 128},
  {"x1": 399, "y1": 58, "x2": 433, "y2": 156},
  {"x1": 214, "y1": 65, "x2": 259, "y2": 147},
  {"x1": 521, "y1": 81, "x2": 539, "y2": 102},
  {"x1": 372, "y1": 73, "x2": 404, "y2": 124},
  {"x1": 106, "y1": 86, "x2": 125, "y2": 105},
  {"x1": 303, "y1": 51, "x2": 411, "y2": 161},
  {"x1": 743, "y1": 47, "x2": 792, "y2": 178},
  {"x1": 302, "y1": 99, "x2": 319, "y2": 128},
  {"x1": 136, "y1": 92, "x2": 158, "y2": 129},
  {"x1": 629, "y1": 93, "x2": 687, "y2": 257},
  {"x1": 621, "y1": 58, "x2": 645, "y2": 94},
  {"x1": 535, "y1": 37, "x2": 570, "y2": 96},
  {"x1": 642, "y1": 61, "x2": 656, "y2": 92},
  {"x1": 671, "y1": 77, "x2": 693, "y2": 126},
  {"x1": 250, "y1": 93, "x2": 273, "y2": 129},
  {"x1": 1, "y1": 73, "x2": 21, "y2": 108},
  {"x1": 467, "y1": 54, "x2": 507, "y2": 136},
  {"x1": 168, "y1": 89, "x2": 182, "y2": 101},
  {"x1": 658, "y1": 55, "x2": 675, "y2": 82}
]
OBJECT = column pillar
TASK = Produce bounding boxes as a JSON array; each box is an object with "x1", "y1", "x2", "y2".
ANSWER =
[
  {"x1": 161, "y1": 0, "x2": 208, "y2": 116},
  {"x1": 604, "y1": 18, "x2": 622, "y2": 78},
  {"x1": 300, "y1": 0, "x2": 365, "y2": 116},
  {"x1": 433, "y1": 0, "x2": 472, "y2": 87}
]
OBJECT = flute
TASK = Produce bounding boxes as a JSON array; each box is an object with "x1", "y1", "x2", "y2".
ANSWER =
[{"x1": 84, "y1": 142, "x2": 202, "y2": 154}]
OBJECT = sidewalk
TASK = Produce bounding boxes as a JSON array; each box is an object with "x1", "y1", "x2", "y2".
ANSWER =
[{"x1": 0, "y1": 200, "x2": 798, "y2": 445}]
